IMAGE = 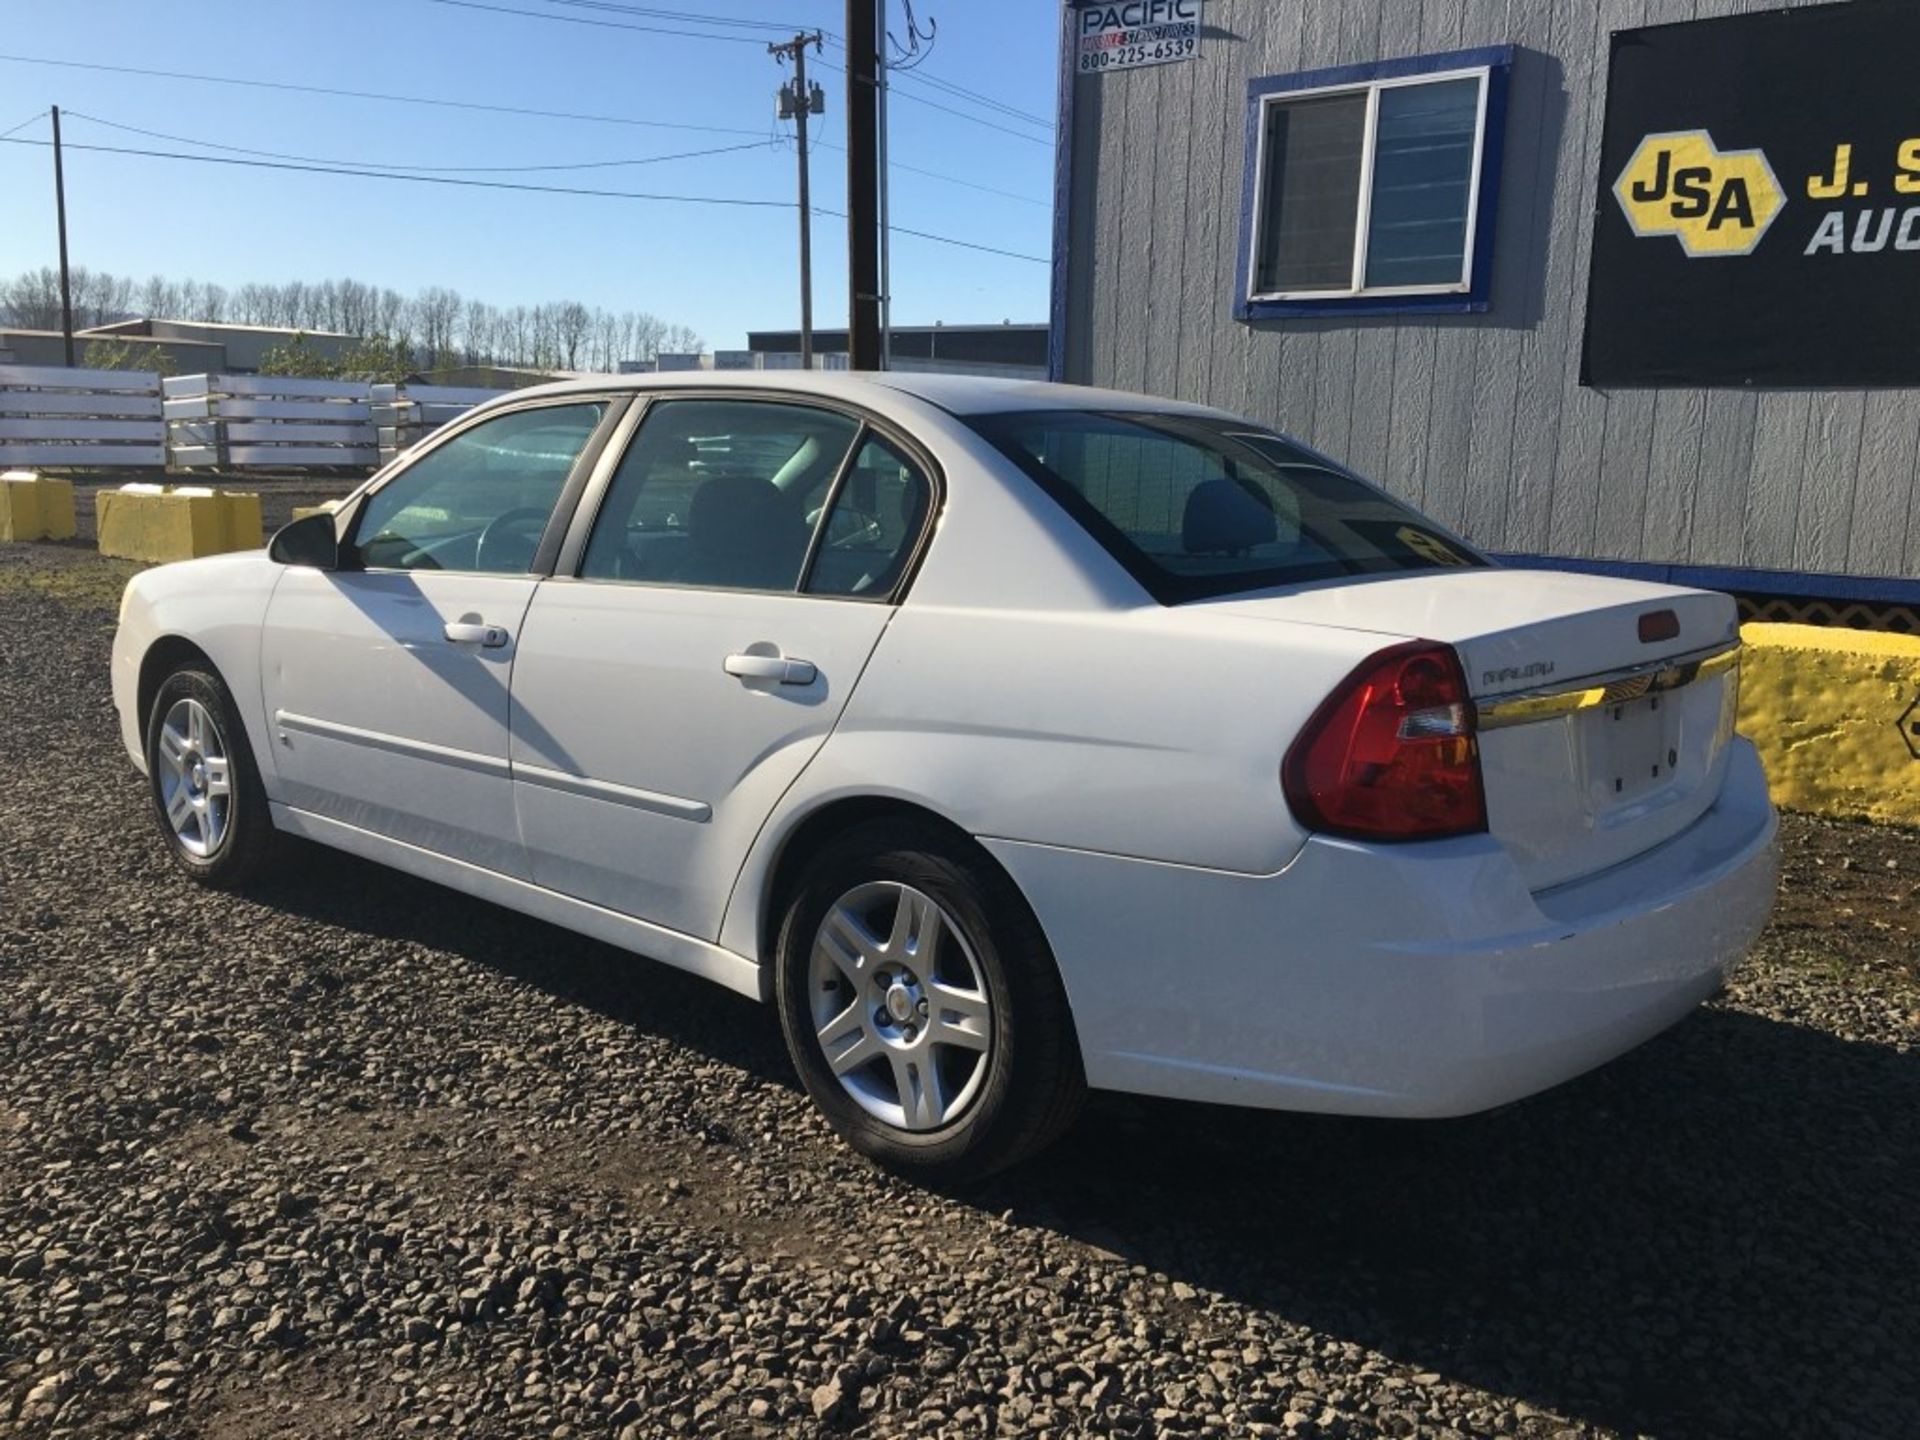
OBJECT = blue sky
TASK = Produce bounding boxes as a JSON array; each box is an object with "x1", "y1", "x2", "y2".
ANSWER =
[{"x1": 0, "y1": 0, "x2": 1059, "y2": 348}]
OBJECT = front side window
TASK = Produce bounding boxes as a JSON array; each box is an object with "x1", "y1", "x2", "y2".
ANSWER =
[
  {"x1": 1239, "y1": 47, "x2": 1510, "y2": 316},
  {"x1": 349, "y1": 402, "x2": 607, "y2": 573},
  {"x1": 580, "y1": 399, "x2": 859, "y2": 591},
  {"x1": 968, "y1": 409, "x2": 1484, "y2": 604}
]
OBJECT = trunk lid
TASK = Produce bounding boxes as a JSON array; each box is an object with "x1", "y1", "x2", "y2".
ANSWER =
[{"x1": 1203, "y1": 568, "x2": 1745, "y2": 889}]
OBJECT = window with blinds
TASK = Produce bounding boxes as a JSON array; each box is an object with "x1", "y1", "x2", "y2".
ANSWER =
[{"x1": 1239, "y1": 51, "x2": 1509, "y2": 314}]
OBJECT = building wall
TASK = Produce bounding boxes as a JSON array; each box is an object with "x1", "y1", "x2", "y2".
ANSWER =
[
  {"x1": 0, "y1": 329, "x2": 226, "y2": 373},
  {"x1": 1058, "y1": 0, "x2": 1920, "y2": 591}
]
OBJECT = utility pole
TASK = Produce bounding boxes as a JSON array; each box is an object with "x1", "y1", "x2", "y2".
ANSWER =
[
  {"x1": 846, "y1": 0, "x2": 883, "y2": 371},
  {"x1": 51, "y1": 105, "x2": 74, "y2": 367},
  {"x1": 770, "y1": 32, "x2": 825, "y2": 369}
]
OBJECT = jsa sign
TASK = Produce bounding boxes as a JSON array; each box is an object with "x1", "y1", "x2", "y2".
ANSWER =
[
  {"x1": 1585, "y1": 5, "x2": 1920, "y2": 387},
  {"x1": 1077, "y1": 0, "x2": 1201, "y2": 74}
]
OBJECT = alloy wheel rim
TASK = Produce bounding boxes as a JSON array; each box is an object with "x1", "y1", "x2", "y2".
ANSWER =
[
  {"x1": 156, "y1": 697, "x2": 232, "y2": 858},
  {"x1": 808, "y1": 881, "x2": 993, "y2": 1132}
]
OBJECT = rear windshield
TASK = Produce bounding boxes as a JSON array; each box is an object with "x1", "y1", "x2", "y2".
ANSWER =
[{"x1": 966, "y1": 410, "x2": 1486, "y2": 603}]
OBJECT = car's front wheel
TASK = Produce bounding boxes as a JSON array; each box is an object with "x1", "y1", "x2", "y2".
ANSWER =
[
  {"x1": 774, "y1": 819, "x2": 1084, "y2": 1180},
  {"x1": 145, "y1": 665, "x2": 279, "y2": 888}
]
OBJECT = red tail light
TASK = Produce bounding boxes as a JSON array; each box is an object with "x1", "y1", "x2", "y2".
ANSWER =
[{"x1": 1283, "y1": 641, "x2": 1486, "y2": 842}]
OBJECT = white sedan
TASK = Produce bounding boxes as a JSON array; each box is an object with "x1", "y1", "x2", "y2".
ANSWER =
[{"x1": 112, "y1": 373, "x2": 1779, "y2": 1177}]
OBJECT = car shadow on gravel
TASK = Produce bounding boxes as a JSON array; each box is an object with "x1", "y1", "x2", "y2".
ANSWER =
[
  {"x1": 979, "y1": 1012, "x2": 1917, "y2": 1438},
  {"x1": 248, "y1": 842, "x2": 1914, "y2": 1438},
  {"x1": 246, "y1": 841, "x2": 800, "y2": 1086}
]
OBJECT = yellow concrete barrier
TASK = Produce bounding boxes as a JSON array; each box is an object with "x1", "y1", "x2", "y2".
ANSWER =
[
  {"x1": 95, "y1": 485, "x2": 263, "y2": 564},
  {"x1": 0, "y1": 469, "x2": 77, "y2": 541},
  {"x1": 1738, "y1": 621, "x2": 1920, "y2": 825},
  {"x1": 289, "y1": 500, "x2": 342, "y2": 522}
]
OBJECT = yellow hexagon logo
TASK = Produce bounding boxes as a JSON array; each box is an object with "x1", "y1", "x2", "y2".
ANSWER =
[{"x1": 1613, "y1": 130, "x2": 1785, "y2": 258}]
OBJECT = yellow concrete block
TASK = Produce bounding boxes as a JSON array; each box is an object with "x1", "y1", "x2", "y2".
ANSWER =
[
  {"x1": 95, "y1": 486, "x2": 262, "y2": 564},
  {"x1": 1737, "y1": 621, "x2": 1920, "y2": 825},
  {"x1": 0, "y1": 471, "x2": 77, "y2": 541},
  {"x1": 221, "y1": 491, "x2": 263, "y2": 552},
  {"x1": 290, "y1": 500, "x2": 342, "y2": 522}
]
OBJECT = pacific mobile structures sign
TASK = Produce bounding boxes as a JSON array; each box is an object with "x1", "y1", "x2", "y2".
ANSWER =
[
  {"x1": 1584, "y1": 3, "x2": 1920, "y2": 388},
  {"x1": 1076, "y1": 0, "x2": 1201, "y2": 73}
]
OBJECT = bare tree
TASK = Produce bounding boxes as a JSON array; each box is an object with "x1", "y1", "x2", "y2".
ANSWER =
[
  {"x1": 411, "y1": 287, "x2": 463, "y2": 368},
  {"x1": 553, "y1": 301, "x2": 591, "y2": 370},
  {"x1": 1, "y1": 268, "x2": 62, "y2": 329},
  {"x1": 140, "y1": 274, "x2": 181, "y2": 319},
  {"x1": 1, "y1": 265, "x2": 706, "y2": 373}
]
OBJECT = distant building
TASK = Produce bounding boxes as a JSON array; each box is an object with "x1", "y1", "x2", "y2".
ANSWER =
[
  {"x1": 0, "y1": 326, "x2": 224, "y2": 373},
  {"x1": 746, "y1": 323, "x2": 1048, "y2": 379},
  {"x1": 80, "y1": 318, "x2": 363, "y2": 374}
]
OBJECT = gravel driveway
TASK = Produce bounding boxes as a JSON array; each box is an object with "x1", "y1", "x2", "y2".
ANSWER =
[{"x1": 2, "y1": 543, "x2": 1916, "y2": 1439}]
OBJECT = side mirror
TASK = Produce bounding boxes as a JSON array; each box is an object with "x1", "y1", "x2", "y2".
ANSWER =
[{"x1": 268, "y1": 510, "x2": 342, "y2": 569}]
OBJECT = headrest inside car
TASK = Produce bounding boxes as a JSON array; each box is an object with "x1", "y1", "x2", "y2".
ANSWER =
[{"x1": 1183, "y1": 477, "x2": 1279, "y2": 555}]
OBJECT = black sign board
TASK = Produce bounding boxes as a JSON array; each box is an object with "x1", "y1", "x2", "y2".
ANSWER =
[{"x1": 1583, "y1": 2, "x2": 1920, "y2": 387}]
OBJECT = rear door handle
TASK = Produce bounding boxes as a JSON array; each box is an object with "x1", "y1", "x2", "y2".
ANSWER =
[
  {"x1": 724, "y1": 652, "x2": 816, "y2": 686},
  {"x1": 444, "y1": 620, "x2": 510, "y2": 648}
]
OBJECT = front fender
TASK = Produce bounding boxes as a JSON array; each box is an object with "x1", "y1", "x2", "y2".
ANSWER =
[{"x1": 111, "y1": 552, "x2": 285, "y2": 787}]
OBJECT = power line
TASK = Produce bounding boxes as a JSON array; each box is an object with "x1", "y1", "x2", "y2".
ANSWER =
[
  {"x1": 62, "y1": 109, "x2": 775, "y2": 175},
  {"x1": 0, "y1": 134, "x2": 1049, "y2": 263},
  {"x1": 0, "y1": 109, "x2": 46, "y2": 140},
  {"x1": 0, "y1": 52, "x2": 1044, "y2": 202},
  {"x1": 810, "y1": 54, "x2": 1051, "y2": 145},
  {"x1": 0, "y1": 134, "x2": 790, "y2": 208},
  {"x1": 894, "y1": 69, "x2": 1053, "y2": 130},
  {"x1": 532, "y1": 0, "x2": 805, "y2": 35},
  {"x1": 861, "y1": 216, "x2": 1046, "y2": 265},
  {"x1": 424, "y1": 0, "x2": 771, "y2": 43},
  {"x1": 0, "y1": 53, "x2": 768, "y2": 138},
  {"x1": 815, "y1": 32, "x2": 1054, "y2": 133},
  {"x1": 806, "y1": 135, "x2": 1049, "y2": 209},
  {"x1": 433, "y1": 0, "x2": 1053, "y2": 140}
]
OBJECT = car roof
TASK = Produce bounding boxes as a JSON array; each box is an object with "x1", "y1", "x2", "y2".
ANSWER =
[{"x1": 491, "y1": 369, "x2": 1234, "y2": 420}]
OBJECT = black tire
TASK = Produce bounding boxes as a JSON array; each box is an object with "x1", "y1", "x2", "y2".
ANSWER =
[
  {"x1": 774, "y1": 818, "x2": 1085, "y2": 1181},
  {"x1": 144, "y1": 664, "x2": 280, "y2": 888}
]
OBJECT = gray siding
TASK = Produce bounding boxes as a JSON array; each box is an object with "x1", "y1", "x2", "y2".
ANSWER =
[{"x1": 1060, "y1": 0, "x2": 1920, "y2": 584}]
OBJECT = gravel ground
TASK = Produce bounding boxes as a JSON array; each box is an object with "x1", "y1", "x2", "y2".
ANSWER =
[{"x1": 1, "y1": 543, "x2": 1916, "y2": 1440}]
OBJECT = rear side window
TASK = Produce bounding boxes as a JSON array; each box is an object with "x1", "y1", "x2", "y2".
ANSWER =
[
  {"x1": 966, "y1": 410, "x2": 1483, "y2": 603},
  {"x1": 804, "y1": 435, "x2": 933, "y2": 599}
]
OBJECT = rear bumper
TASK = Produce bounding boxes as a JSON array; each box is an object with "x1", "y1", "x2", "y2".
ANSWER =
[{"x1": 985, "y1": 739, "x2": 1779, "y2": 1117}]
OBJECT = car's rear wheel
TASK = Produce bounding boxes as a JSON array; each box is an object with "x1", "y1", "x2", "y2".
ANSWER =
[
  {"x1": 774, "y1": 819, "x2": 1084, "y2": 1180},
  {"x1": 145, "y1": 666, "x2": 279, "y2": 887}
]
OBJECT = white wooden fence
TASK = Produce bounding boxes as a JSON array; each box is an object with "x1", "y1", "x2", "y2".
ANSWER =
[
  {"x1": 0, "y1": 366, "x2": 166, "y2": 468},
  {"x1": 369, "y1": 382, "x2": 507, "y2": 465},
  {"x1": 165, "y1": 374, "x2": 381, "y2": 470},
  {"x1": 0, "y1": 366, "x2": 509, "y2": 475}
]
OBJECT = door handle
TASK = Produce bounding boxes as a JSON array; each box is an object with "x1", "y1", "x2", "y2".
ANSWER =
[
  {"x1": 724, "y1": 652, "x2": 816, "y2": 686},
  {"x1": 444, "y1": 620, "x2": 509, "y2": 648}
]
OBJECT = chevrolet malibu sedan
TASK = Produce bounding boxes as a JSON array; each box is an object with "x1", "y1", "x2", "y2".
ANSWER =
[{"x1": 112, "y1": 373, "x2": 1779, "y2": 1177}]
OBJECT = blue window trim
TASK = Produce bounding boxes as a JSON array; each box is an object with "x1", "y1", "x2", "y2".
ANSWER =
[
  {"x1": 1493, "y1": 552, "x2": 1920, "y2": 608},
  {"x1": 1234, "y1": 45, "x2": 1514, "y2": 322}
]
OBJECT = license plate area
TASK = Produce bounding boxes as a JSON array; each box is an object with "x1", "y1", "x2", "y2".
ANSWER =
[{"x1": 1596, "y1": 693, "x2": 1679, "y2": 804}]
